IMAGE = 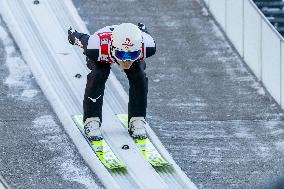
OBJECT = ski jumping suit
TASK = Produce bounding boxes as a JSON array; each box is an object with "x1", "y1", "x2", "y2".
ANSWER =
[{"x1": 71, "y1": 25, "x2": 156, "y2": 123}]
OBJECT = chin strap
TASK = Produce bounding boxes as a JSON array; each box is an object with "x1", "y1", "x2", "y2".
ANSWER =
[{"x1": 110, "y1": 41, "x2": 119, "y2": 64}]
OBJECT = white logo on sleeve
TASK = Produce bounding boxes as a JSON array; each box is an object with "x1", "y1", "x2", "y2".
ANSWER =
[
  {"x1": 99, "y1": 54, "x2": 109, "y2": 61},
  {"x1": 88, "y1": 95, "x2": 102, "y2": 103},
  {"x1": 74, "y1": 37, "x2": 83, "y2": 48}
]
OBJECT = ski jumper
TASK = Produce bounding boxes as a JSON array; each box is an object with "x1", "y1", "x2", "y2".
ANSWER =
[{"x1": 72, "y1": 25, "x2": 156, "y2": 122}]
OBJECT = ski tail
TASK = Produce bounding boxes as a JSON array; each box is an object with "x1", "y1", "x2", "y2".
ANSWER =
[
  {"x1": 73, "y1": 114, "x2": 125, "y2": 169},
  {"x1": 116, "y1": 114, "x2": 171, "y2": 167}
]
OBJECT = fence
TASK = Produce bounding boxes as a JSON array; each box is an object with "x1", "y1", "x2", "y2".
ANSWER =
[{"x1": 204, "y1": 0, "x2": 284, "y2": 108}]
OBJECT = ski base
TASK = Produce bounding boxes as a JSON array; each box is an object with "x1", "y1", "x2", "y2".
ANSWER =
[
  {"x1": 116, "y1": 114, "x2": 171, "y2": 167},
  {"x1": 73, "y1": 114, "x2": 125, "y2": 169}
]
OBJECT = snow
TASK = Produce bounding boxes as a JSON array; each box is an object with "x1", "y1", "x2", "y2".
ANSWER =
[
  {"x1": 32, "y1": 115, "x2": 101, "y2": 189},
  {"x1": 0, "y1": 18, "x2": 39, "y2": 99},
  {"x1": 254, "y1": 145, "x2": 271, "y2": 159},
  {"x1": 205, "y1": 20, "x2": 268, "y2": 97},
  {"x1": 234, "y1": 126, "x2": 255, "y2": 139},
  {"x1": 161, "y1": 15, "x2": 180, "y2": 28},
  {"x1": 0, "y1": 18, "x2": 101, "y2": 189},
  {"x1": 275, "y1": 141, "x2": 284, "y2": 152},
  {"x1": 209, "y1": 20, "x2": 226, "y2": 40},
  {"x1": 251, "y1": 82, "x2": 266, "y2": 96},
  {"x1": 4, "y1": 56, "x2": 31, "y2": 88},
  {"x1": 21, "y1": 89, "x2": 39, "y2": 98},
  {"x1": 201, "y1": 7, "x2": 209, "y2": 17}
]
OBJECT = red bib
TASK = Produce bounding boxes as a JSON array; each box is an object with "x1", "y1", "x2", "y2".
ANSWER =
[{"x1": 97, "y1": 32, "x2": 112, "y2": 63}]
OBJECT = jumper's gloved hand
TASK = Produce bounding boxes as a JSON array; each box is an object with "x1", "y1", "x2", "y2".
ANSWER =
[
  {"x1": 138, "y1": 23, "x2": 149, "y2": 33},
  {"x1": 68, "y1": 27, "x2": 83, "y2": 47},
  {"x1": 68, "y1": 27, "x2": 76, "y2": 45}
]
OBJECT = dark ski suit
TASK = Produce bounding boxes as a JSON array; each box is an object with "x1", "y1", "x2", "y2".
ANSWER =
[{"x1": 68, "y1": 24, "x2": 156, "y2": 123}]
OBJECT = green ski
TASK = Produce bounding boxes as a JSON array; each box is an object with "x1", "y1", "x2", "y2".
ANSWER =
[
  {"x1": 73, "y1": 114, "x2": 125, "y2": 169},
  {"x1": 116, "y1": 114, "x2": 171, "y2": 167}
]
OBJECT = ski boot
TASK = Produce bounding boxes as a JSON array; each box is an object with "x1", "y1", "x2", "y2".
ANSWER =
[
  {"x1": 84, "y1": 117, "x2": 103, "y2": 141},
  {"x1": 128, "y1": 117, "x2": 147, "y2": 139}
]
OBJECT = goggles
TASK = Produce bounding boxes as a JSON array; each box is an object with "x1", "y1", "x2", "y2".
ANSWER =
[{"x1": 114, "y1": 50, "x2": 141, "y2": 61}]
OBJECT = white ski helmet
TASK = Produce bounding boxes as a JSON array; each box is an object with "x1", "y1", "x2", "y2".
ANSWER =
[{"x1": 111, "y1": 23, "x2": 143, "y2": 61}]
